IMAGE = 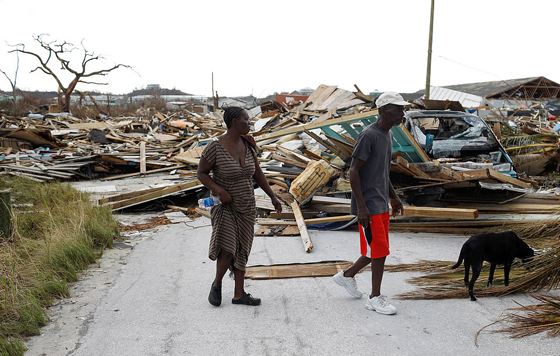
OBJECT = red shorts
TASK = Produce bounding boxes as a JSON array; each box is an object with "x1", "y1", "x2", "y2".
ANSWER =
[{"x1": 359, "y1": 212, "x2": 390, "y2": 259}]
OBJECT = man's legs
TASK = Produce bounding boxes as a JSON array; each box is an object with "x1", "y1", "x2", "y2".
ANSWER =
[
  {"x1": 370, "y1": 256, "x2": 386, "y2": 298},
  {"x1": 343, "y1": 255, "x2": 371, "y2": 278}
]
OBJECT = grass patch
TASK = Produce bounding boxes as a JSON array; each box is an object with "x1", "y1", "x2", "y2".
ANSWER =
[{"x1": 0, "y1": 177, "x2": 119, "y2": 355}]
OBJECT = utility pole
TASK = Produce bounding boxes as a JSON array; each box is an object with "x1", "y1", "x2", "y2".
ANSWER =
[
  {"x1": 212, "y1": 72, "x2": 218, "y2": 111},
  {"x1": 425, "y1": 0, "x2": 435, "y2": 100}
]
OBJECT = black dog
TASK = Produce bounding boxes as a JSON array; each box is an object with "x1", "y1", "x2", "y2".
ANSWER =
[{"x1": 451, "y1": 231, "x2": 534, "y2": 301}]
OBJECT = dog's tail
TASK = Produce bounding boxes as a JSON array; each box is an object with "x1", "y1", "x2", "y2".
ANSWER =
[{"x1": 451, "y1": 246, "x2": 465, "y2": 269}]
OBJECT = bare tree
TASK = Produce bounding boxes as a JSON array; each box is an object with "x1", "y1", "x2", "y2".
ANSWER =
[
  {"x1": 10, "y1": 34, "x2": 130, "y2": 112},
  {"x1": 0, "y1": 49, "x2": 20, "y2": 113}
]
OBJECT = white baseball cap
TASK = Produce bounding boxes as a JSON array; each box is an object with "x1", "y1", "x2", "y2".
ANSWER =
[{"x1": 375, "y1": 91, "x2": 410, "y2": 108}]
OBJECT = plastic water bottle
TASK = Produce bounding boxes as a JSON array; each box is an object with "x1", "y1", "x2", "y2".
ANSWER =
[{"x1": 198, "y1": 196, "x2": 221, "y2": 208}]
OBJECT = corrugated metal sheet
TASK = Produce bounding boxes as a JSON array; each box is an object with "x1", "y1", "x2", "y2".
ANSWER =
[{"x1": 429, "y1": 86, "x2": 485, "y2": 108}]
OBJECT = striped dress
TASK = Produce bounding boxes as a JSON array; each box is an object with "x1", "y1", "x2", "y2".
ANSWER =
[{"x1": 201, "y1": 138, "x2": 256, "y2": 271}]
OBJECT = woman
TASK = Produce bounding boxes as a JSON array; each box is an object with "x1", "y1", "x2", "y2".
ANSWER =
[{"x1": 197, "y1": 106, "x2": 282, "y2": 307}]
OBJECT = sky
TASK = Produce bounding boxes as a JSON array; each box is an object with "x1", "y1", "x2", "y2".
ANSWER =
[{"x1": 0, "y1": 0, "x2": 558, "y2": 98}]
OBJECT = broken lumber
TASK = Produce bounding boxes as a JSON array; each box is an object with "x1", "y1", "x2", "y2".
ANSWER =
[
  {"x1": 104, "y1": 180, "x2": 203, "y2": 210},
  {"x1": 245, "y1": 261, "x2": 353, "y2": 279},
  {"x1": 403, "y1": 207, "x2": 479, "y2": 220},
  {"x1": 257, "y1": 215, "x2": 356, "y2": 226},
  {"x1": 290, "y1": 201, "x2": 313, "y2": 253}
]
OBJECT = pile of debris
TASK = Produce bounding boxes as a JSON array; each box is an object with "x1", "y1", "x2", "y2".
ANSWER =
[{"x1": 1, "y1": 84, "x2": 559, "y2": 252}]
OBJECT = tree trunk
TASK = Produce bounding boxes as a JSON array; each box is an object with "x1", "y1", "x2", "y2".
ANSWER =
[
  {"x1": 0, "y1": 190, "x2": 12, "y2": 241},
  {"x1": 64, "y1": 90, "x2": 71, "y2": 112}
]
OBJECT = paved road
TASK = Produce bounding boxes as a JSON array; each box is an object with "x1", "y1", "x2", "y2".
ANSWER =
[{"x1": 25, "y1": 217, "x2": 560, "y2": 355}]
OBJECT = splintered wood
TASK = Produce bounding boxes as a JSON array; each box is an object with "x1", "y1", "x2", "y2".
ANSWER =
[{"x1": 290, "y1": 201, "x2": 313, "y2": 253}]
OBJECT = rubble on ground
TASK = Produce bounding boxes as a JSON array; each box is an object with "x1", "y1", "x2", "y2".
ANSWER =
[{"x1": 1, "y1": 84, "x2": 559, "y2": 249}]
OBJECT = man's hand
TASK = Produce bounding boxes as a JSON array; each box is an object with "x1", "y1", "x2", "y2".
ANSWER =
[
  {"x1": 390, "y1": 197, "x2": 404, "y2": 217},
  {"x1": 271, "y1": 196, "x2": 282, "y2": 214},
  {"x1": 358, "y1": 205, "x2": 371, "y2": 228}
]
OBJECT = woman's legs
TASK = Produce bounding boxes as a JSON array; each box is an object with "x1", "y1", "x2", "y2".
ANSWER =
[
  {"x1": 213, "y1": 250, "x2": 233, "y2": 287},
  {"x1": 232, "y1": 268, "x2": 245, "y2": 300}
]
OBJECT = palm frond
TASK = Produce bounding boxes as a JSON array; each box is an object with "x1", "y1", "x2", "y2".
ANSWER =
[
  {"x1": 496, "y1": 294, "x2": 560, "y2": 338},
  {"x1": 397, "y1": 240, "x2": 560, "y2": 300}
]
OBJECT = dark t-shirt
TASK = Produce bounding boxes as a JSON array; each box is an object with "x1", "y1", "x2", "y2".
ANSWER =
[{"x1": 350, "y1": 123, "x2": 393, "y2": 216}]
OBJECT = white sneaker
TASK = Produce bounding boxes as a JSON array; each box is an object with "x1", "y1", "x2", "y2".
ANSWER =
[
  {"x1": 365, "y1": 295, "x2": 397, "y2": 315},
  {"x1": 333, "y1": 270, "x2": 363, "y2": 298}
]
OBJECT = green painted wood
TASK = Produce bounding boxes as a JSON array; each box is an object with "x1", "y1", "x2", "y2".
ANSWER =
[
  {"x1": 340, "y1": 123, "x2": 359, "y2": 140},
  {"x1": 320, "y1": 127, "x2": 352, "y2": 144}
]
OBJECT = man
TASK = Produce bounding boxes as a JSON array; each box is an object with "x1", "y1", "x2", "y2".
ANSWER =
[{"x1": 333, "y1": 91, "x2": 407, "y2": 315}]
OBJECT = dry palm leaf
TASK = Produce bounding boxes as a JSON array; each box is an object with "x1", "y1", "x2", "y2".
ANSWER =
[
  {"x1": 385, "y1": 260, "x2": 455, "y2": 273},
  {"x1": 497, "y1": 294, "x2": 560, "y2": 338},
  {"x1": 398, "y1": 240, "x2": 560, "y2": 300},
  {"x1": 476, "y1": 293, "x2": 560, "y2": 345}
]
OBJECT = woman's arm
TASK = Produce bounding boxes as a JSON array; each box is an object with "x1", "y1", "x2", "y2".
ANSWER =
[
  {"x1": 253, "y1": 159, "x2": 282, "y2": 213},
  {"x1": 197, "y1": 157, "x2": 232, "y2": 205}
]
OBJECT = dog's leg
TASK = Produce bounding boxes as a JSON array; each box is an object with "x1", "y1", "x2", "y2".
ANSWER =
[
  {"x1": 487, "y1": 263, "x2": 496, "y2": 287},
  {"x1": 504, "y1": 262, "x2": 512, "y2": 286},
  {"x1": 469, "y1": 262, "x2": 482, "y2": 301},
  {"x1": 463, "y1": 258, "x2": 471, "y2": 286}
]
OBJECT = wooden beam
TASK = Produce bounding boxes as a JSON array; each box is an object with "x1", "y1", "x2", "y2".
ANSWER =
[
  {"x1": 311, "y1": 196, "x2": 351, "y2": 205},
  {"x1": 100, "y1": 165, "x2": 185, "y2": 181},
  {"x1": 255, "y1": 110, "x2": 379, "y2": 142},
  {"x1": 245, "y1": 261, "x2": 354, "y2": 280},
  {"x1": 487, "y1": 169, "x2": 532, "y2": 189},
  {"x1": 403, "y1": 206, "x2": 478, "y2": 220},
  {"x1": 290, "y1": 201, "x2": 313, "y2": 253},
  {"x1": 105, "y1": 180, "x2": 203, "y2": 210},
  {"x1": 258, "y1": 215, "x2": 356, "y2": 226},
  {"x1": 139, "y1": 142, "x2": 147, "y2": 174}
]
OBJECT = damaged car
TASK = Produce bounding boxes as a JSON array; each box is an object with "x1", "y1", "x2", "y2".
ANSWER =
[{"x1": 403, "y1": 110, "x2": 516, "y2": 176}]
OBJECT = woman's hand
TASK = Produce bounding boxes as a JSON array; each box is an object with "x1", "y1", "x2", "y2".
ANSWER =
[
  {"x1": 217, "y1": 189, "x2": 232, "y2": 205},
  {"x1": 271, "y1": 196, "x2": 282, "y2": 214}
]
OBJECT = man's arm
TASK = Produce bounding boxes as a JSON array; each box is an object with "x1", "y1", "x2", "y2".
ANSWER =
[
  {"x1": 349, "y1": 157, "x2": 370, "y2": 227},
  {"x1": 389, "y1": 182, "x2": 403, "y2": 217}
]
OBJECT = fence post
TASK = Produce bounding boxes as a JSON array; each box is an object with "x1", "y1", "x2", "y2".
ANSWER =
[{"x1": 0, "y1": 190, "x2": 12, "y2": 240}]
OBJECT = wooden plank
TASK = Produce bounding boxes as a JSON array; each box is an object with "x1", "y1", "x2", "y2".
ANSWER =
[
  {"x1": 255, "y1": 110, "x2": 379, "y2": 142},
  {"x1": 487, "y1": 169, "x2": 532, "y2": 189},
  {"x1": 452, "y1": 204, "x2": 560, "y2": 213},
  {"x1": 270, "y1": 153, "x2": 308, "y2": 169},
  {"x1": 303, "y1": 129, "x2": 348, "y2": 160},
  {"x1": 308, "y1": 203, "x2": 351, "y2": 214},
  {"x1": 194, "y1": 207, "x2": 211, "y2": 219},
  {"x1": 257, "y1": 215, "x2": 356, "y2": 226},
  {"x1": 306, "y1": 85, "x2": 338, "y2": 111},
  {"x1": 172, "y1": 155, "x2": 200, "y2": 166},
  {"x1": 245, "y1": 261, "x2": 353, "y2": 280},
  {"x1": 99, "y1": 186, "x2": 170, "y2": 204},
  {"x1": 100, "y1": 165, "x2": 185, "y2": 181},
  {"x1": 393, "y1": 124, "x2": 430, "y2": 162},
  {"x1": 290, "y1": 201, "x2": 313, "y2": 253},
  {"x1": 397, "y1": 157, "x2": 432, "y2": 179},
  {"x1": 311, "y1": 196, "x2": 351, "y2": 205},
  {"x1": 106, "y1": 180, "x2": 203, "y2": 210},
  {"x1": 139, "y1": 142, "x2": 146, "y2": 174},
  {"x1": 403, "y1": 207, "x2": 478, "y2": 220}
]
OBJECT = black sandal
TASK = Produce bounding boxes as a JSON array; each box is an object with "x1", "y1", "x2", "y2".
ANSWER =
[
  {"x1": 232, "y1": 292, "x2": 261, "y2": 306},
  {"x1": 208, "y1": 284, "x2": 222, "y2": 307}
]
